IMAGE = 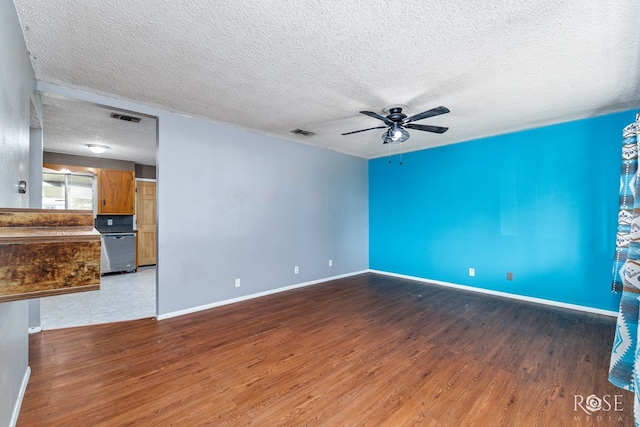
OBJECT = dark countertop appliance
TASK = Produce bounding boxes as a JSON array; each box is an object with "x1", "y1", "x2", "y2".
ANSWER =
[{"x1": 95, "y1": 215, "x2": 137, "y2": 274}]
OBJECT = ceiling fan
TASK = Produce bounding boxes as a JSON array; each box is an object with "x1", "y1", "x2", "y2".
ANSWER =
[{"x1": 342, "y1": 106, "x2": 450, "y2": 144}]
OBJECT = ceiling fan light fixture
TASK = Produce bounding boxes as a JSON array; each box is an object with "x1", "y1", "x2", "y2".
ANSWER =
[
  {"x1": 87, "y1": 144, "x2": 108, "y2": 154},
  {"x1": 382, "y1": 126, "x2": 409, "y2": 144},
  {"x1": 343, "y1": 105, "x2": 449, "y2": 144},
  {"x1": 391, "y1": 124, "x2": 402, "y2": 140}
]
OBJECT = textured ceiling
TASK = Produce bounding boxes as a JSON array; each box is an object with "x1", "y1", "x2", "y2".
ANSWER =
[
  {"x1": 39, "y1": 94, "x2": 157, "y2": 166},
  {"x1": 14, "y1": 0, "x2": 640, "y2": 163}
]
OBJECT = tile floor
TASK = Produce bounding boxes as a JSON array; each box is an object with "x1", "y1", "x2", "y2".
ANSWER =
[{"x1": 40, "y1": 266, "x2": 157, "y2": 330}]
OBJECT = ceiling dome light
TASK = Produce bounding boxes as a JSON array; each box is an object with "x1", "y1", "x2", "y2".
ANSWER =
[{"x1": 87, "y1": 144, "x2": 108, "y2": 154}]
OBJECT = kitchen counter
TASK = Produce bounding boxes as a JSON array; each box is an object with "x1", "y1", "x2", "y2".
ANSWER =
[{"x1": 0, "y1": 208, "x2": 101, "y2": 302}]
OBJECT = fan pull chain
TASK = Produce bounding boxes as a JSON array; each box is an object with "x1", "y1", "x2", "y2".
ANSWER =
[{"x1": 399, "y1": 143, "x2": 403, "y2": 165}]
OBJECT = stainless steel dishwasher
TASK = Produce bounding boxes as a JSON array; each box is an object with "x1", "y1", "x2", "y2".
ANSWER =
[{"x1": 101, "y1": 232, "x2": 136, "y2": 274}]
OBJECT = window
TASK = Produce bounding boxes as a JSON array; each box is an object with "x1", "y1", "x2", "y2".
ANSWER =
[{"x1": 42, "y1": 172, "x2": 95, "y2": 211}]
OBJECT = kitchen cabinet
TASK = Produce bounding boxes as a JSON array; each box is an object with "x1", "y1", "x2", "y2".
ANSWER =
[{"x1": 98, "y1": 169, "x2": 135, "y2": 215}]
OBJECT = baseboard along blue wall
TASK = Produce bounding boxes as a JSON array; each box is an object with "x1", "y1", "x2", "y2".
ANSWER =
[{"x1": 369, "y1": 110, "x2": 638, "y2": 311}]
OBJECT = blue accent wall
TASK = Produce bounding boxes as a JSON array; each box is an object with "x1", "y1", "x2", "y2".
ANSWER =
[{"x1": 369, "y1": 110, "x2": 638, "y2": 311}]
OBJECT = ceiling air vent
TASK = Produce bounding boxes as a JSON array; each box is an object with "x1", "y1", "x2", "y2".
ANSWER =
[
  {"x1": 110, "y1": 112, "x2": 141, "y2": 123},
  {"x1": 291, "y1": 128, "x2": 316, "y2": 137}
]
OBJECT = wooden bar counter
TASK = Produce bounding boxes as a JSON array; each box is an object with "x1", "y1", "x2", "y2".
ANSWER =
[{"x1": 0, "y1": 208, "x2": 101, "y2": 303}]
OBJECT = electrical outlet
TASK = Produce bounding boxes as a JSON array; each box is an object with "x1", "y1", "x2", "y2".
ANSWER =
[
  {"x1": 329, "y1": 259, "x2": 332, "y2": 267},
  {"x1": 107, "y1": 218, "x2": 113, "y2": 226},
  {"x1": 507, "y1": 272, "x2": 513, "y2": 281},
  {"x1": 294, "y1": 266, "x2": 299, "y2": 274},
  {"x1": 235, "y1": 278, "x2": 241, "y2": 287},
  {"x1": 469, "y1": 268, "x2": 475, "y2": 277}
]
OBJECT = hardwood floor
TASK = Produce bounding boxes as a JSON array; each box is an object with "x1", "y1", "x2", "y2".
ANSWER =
[{"x1": 19, "y1": 273, "x2": 632, "y2": 426}]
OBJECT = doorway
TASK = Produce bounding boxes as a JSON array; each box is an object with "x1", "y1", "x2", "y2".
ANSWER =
[
  {"x1": 36, "y1": 94, "x2": 159, "y2": 330},
  {"x1": 136, "y1": 180, "x2": 157, "y2": 267}
]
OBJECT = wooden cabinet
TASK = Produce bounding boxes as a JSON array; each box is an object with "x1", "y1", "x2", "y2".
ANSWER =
[{"x1": 98, "y1": 169, "x2": 135, "y2": 215}]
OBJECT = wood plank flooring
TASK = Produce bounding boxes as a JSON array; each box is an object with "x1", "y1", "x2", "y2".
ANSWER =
[{"x1": 19, "y1": 273, "x2": 633, "y2": 426}]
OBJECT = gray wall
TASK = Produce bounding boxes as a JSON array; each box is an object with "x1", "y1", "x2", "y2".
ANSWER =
[
  {"x1": 158, "y1": 114, "x2": 368, "y2": 314},
  {"x1": 28, "y1": 128, "x2": 43, "y2": 329},
  {"x1": 44, "y1": 152, "x2": 155, "y2": 179},
  {"x1": 135, "y1": 164, "x2": 156, "y2": 179},
  {"x1": 43, "y1": 151, "x2": 135, "y2": 171},
  {"x1": 37, "y1": 83, "x2": 369, "y2": 317},
  {"x1": 29, "y1": 129, "x2": 43, "y2": 209},
  {"x1": 0, "y1": 0, "x2": 37, "y2": 425}
]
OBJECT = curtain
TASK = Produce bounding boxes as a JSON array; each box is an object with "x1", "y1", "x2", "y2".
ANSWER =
[{"x1": 610, "y1": 113, "x2": 640, "y2": 426}]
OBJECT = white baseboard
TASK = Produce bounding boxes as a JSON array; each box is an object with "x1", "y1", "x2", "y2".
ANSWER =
[
  {"x1": 158, "y1": 269, "x2": 618, "y2": 320},
  {"x1": 10, "y1": 366, "x2": 31, "y2": 427},
  {"x1": 368, "y1": 269, "x2": 619, "y2": 317},
  {"x1": 28, "y1": 325, "x2": 43, "y2": 334},
  {"x1": 157, "y1": 270, "x2": 369, "y2": 320}
]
